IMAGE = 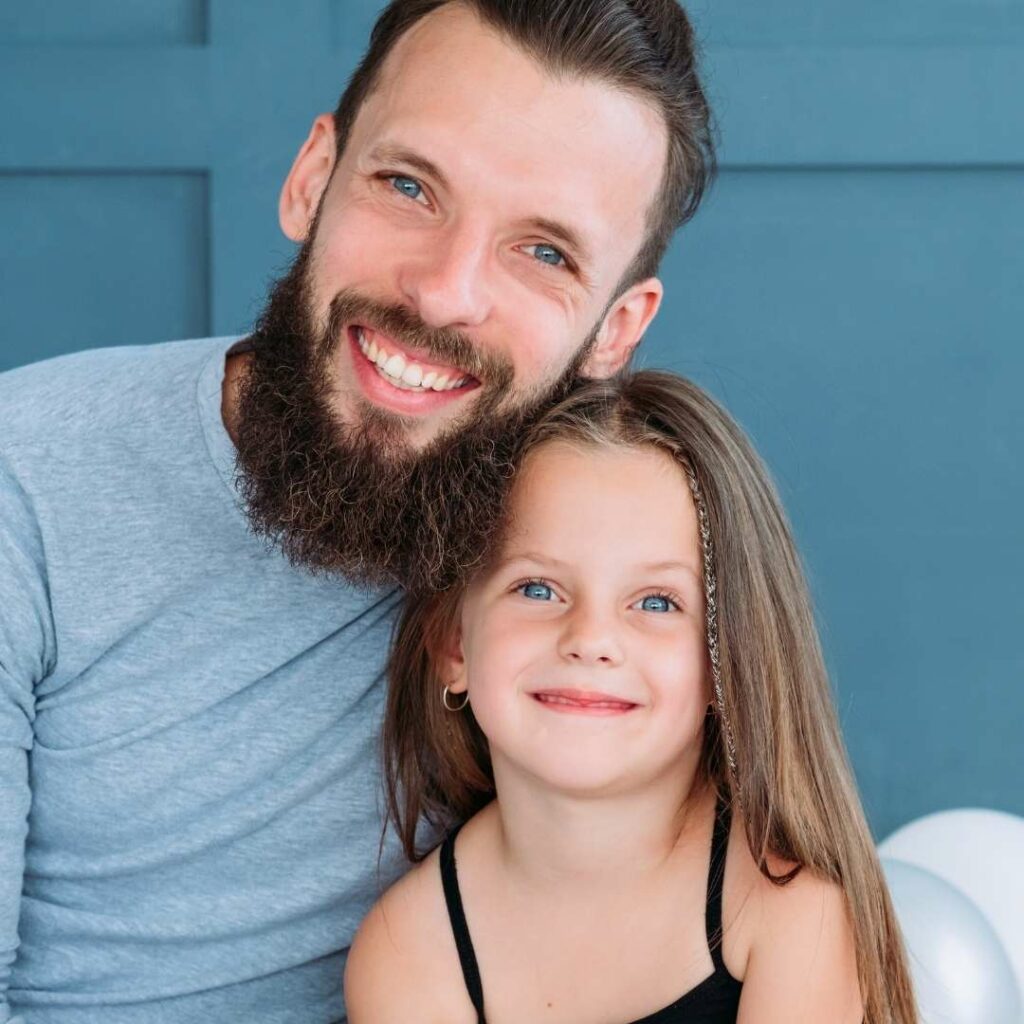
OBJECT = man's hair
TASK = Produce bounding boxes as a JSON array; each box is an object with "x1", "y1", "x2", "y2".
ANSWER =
[{"x1": 332, "y1": 0, "x2": 715, "y2": 288}]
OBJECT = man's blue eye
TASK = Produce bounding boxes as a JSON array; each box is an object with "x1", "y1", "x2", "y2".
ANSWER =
[
  {"x1": 520, "y1": 581, "x2": 555, "y2": 601},
  {"x1": 639, "y1": 595, "x2": 675, "y2": 613},
  {"x1": 528, "y1": 244, "x2": 566, "y2": 267},
  {"x1": 390, "y1": 176, "x2": 424, "y2": 201}
]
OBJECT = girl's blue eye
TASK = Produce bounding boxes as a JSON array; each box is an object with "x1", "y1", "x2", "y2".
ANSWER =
[
  {"x1": 638, "y1": 594, "x2": 676, "y2": 613},
  {"x1": 390, "y1": 175, "x2": 425, "y2": 202},
  {"x1": 520, "y1": 581, "x2": 555, "y2": 601},
  {"x1": 527, "y1": 243, "x2": 566, "y2": 268}
]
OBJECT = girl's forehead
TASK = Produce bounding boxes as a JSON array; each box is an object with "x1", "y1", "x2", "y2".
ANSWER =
[
  {"x1": 513, "y1": 439, "x2": 690, "y2": 507},
  {"x1": 497, "y1": 440, "x2": 701, "y2": 567}
]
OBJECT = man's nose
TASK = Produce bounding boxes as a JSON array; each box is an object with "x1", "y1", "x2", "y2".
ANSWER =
[
  {"x1": 557, "y1": 600, "x2": 625, "y2": 668},
  {"x1": 396, "y1": 221, "x2": 494, "y2": 330}
]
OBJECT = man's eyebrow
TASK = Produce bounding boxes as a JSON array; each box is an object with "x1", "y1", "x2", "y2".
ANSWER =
[
  {"x1": 525, "y1": 217, "x2": 591, "y2": 265},
  {"x1": 367, "y1": 144, "x2": 450, "y2": 190}
]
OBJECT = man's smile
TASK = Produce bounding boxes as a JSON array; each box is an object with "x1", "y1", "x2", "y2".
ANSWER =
[
  {"x1": 347, "y1": 325, "x2": 481, "y2": 415},
  {"x1": 354, "y1": 325, "x2": 476, "y2": 391}
]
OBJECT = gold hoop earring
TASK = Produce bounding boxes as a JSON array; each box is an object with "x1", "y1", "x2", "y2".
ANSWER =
[{"x1": 442, "y1": 686, "x2": 469, "y2": 712}]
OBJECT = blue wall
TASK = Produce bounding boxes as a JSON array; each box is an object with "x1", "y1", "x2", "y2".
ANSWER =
[{"x1": 1, "y1": 1, "x2": 1021, "y2": 839}]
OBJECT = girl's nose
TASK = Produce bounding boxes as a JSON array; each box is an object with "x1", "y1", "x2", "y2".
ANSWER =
[{"x1": 556, "y1": 601, "x2": 625, "y2": 667}]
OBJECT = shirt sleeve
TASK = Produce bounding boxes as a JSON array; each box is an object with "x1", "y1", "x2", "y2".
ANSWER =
[{"x1": 0, "y1": 452, "x2": 56, "y2": 1022}]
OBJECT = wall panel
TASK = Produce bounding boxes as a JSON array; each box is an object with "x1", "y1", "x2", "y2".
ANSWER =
[
  {"x1": 645, "y1": 166, "x2": 1024, "y2": 832},
  {"x1": 0, "y1": 173, "x2": 209, "y2": 370},
  {"x1": 0, "y1": 0, "x2": 206, "y2": 45}
]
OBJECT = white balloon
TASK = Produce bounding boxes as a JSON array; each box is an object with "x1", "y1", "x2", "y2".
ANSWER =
[
  {"x1": 881, "y1": 858, "x2": 1021, "y2": 1024},
  {"x1": 879, "y1": 808, "x2": 1024, "y2": 999}
]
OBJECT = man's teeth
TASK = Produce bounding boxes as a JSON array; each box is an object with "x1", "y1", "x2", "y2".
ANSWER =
[{"x1": 356, "y1": 328, "x2": 467, "y2": 392}]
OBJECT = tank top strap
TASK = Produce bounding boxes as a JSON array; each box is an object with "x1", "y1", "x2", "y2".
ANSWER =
[
  {"x1": 439, "y1": 826, "x2": 487, "y2": 1024},
  {"x1": 704, "y1": 792, "x2": 733, "y2": 971}
]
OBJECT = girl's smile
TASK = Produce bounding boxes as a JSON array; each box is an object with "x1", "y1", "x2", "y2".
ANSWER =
[{"x1": 528, "y1": 687, "x2": 640, "y2": 715}]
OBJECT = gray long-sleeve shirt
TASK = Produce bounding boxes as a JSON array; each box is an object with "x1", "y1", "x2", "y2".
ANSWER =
[{"x1": 0, "y1": 338, "x2": 406, "y2": 1023}]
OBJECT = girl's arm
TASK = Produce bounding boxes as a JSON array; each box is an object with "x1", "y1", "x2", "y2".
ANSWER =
[
  {"x1": 344, "y1": 854, "x2": 476, "y2": 1024},
  {"x1": 344, "y1": 899, "x2": 420, "y2": 1023},
  {"x1": 736, "y1": 867, "x2": 863, "y2": 1024}
]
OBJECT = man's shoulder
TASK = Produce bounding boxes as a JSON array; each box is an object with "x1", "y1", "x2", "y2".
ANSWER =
[{"x1": 0, "y1": 336, "x2": 237, "y2": 453}]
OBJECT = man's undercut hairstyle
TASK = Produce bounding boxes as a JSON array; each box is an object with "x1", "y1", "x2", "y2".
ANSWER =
[{"x1": 333, "y1": 0, "x2": 715, "y2": 288}]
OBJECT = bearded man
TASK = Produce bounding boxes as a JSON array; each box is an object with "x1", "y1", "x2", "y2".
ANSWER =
[{"x1": 0, "y1": 1, "x2": 713, "y2": 1020}]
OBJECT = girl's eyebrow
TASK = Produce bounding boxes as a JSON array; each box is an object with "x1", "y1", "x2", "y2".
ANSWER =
[
  {"x1": 638, "y1": 560, "x2": 702, "y2": 583},
  {"x1": 495, "y1": 552, "x2": 701, "y2": 584},
  {"x1": 495, "y1": 551, "x2": 570, "y2": 570}
]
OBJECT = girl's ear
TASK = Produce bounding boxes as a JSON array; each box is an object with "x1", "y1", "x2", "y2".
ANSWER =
[{"x1": 438, "y1": 624, "x2": 468, "y2": 695}]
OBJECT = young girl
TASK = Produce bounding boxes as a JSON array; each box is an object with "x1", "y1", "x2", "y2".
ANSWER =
[{"x1": 345, "y1": 371, "x2": 917, "y2": 1024}]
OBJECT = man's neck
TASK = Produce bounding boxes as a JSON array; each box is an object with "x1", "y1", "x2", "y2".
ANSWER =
[{"x1": 221, "y1": 348, "x2": 253, "y2": 447}]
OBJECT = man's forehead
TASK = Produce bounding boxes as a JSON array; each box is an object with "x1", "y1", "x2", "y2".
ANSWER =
[{"x1": 352, "y1": 3, "x2": 667, "y2": 262}]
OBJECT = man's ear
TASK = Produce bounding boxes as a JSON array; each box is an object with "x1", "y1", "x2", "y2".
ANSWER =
[
  {"x1": 279, "y1": 113, "x2": 338, "y2": 243},
  {"x1": 581, "y1": 277, "x2": 664, "y2": 379}
]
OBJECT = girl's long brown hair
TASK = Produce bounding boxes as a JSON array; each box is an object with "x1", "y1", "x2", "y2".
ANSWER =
[{"x1": 383, "y1": 370, "x2": 917, "y2": 1024}]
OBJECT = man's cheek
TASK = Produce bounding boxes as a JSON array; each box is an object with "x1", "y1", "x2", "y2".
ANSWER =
[{"x1": 315, "y1": 222, "x2": 395, "y2": 290}]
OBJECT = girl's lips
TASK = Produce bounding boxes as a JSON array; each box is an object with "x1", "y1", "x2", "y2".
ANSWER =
[{"x1": 530, "y1": 689, "x2": 638, "y2": 716}]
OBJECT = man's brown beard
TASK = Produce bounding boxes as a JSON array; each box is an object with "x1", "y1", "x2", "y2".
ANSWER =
[{"x1": 233, "y1": 243, "x2": 595, "y2": 592}]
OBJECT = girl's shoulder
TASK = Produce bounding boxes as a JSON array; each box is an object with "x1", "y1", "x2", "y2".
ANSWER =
[
  {"x1": 344, "y1": 839, "x2": 477, "y2": 1024},
  {"x1": 722, "y1": 803, "x2": 863, "y2": 1021}
]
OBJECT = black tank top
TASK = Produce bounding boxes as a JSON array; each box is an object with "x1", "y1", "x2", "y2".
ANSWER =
[{"x1": 439, "y1": 792, "x2": 743, "y2": 1023}]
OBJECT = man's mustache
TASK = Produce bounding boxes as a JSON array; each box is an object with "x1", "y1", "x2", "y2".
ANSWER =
[{"x1": 323, "y1": 290, "x2": 515, "y2": 393}]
